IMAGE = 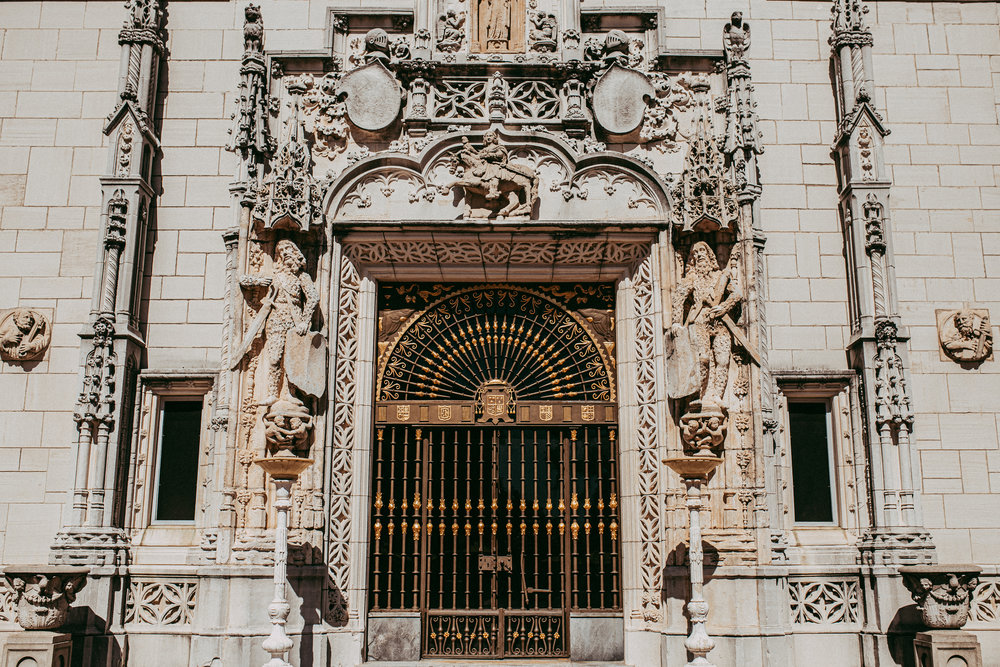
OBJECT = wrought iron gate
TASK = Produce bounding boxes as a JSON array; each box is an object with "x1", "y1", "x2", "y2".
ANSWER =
[
  {"x1": 369, "y1": 423, "x2": 621, "y2": 658},
  {"x1": 369, "y1": 283, "x2": 621, "y2": 659}
]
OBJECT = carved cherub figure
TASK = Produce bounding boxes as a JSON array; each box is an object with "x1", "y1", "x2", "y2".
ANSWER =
[
  {"x1": 438, "y1": 9, "x2": 466, "y2": 52},
  {"x1": 529, "y1": 11, "x2": 558, "y2": 50}
]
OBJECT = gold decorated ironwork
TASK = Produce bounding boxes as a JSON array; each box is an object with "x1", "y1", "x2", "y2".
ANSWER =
[{"x1": 377, "y1": 285, "x2": 616, "y2": 404}]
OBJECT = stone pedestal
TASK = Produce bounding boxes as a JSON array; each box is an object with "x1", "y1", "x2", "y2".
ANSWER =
[
  {"x1": 1, "y1": 631, "x2": 72, "y2": 667},
  {"x1": 913, "y1": 630, "x2": 982, "y2": 667}
]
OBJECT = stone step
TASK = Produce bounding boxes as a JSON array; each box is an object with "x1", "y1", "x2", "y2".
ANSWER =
[{"x1": 364, "y1": 663, "x2": 631, "y2": 667}]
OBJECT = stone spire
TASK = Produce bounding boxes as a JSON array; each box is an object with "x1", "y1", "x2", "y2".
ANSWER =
[
  {"x1": 828, "y1": 0, "x2": 932, "y2": 563},
  {"x1": 52, "y1": 0, "x2": 166, "y2": 566}
]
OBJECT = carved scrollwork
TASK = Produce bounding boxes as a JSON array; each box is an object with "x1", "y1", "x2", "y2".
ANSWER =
[
  {"x1": 124, "y1": 580, "x2": 197, "y2": 626},
  {"x1": 632, "y1": 255, "x2": 663, "y2": 623}
]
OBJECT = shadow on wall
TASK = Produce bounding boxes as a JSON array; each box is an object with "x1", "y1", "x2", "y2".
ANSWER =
[{"x1": 887, "y1": 602, "x2": 922, "y2": 667}]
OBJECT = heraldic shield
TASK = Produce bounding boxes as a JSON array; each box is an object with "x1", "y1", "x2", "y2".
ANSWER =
[
  {"x1": 284, "y1": 330, "x2": 328, "y2": 398},
  {"x1": 665, "y1": 325, "x2": 701, "y2": 399}
]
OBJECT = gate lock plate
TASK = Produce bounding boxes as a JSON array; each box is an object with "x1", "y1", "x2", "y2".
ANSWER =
[{"x1": 478, "y1": 555, "x2": 513, "y2": 572}]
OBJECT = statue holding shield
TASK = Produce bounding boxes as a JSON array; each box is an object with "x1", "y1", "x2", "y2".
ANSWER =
[
  {"x1": 667, "y1": 242, "x2": 755, "y2": 453},
  {"x1": 234, "y1": 239, "x2": 327, "y2": 407}
]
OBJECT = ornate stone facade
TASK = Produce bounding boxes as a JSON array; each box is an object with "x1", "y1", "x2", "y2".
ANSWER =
[{"x1": 2, "y1": 0, "x2": 1000, "y2": 665}]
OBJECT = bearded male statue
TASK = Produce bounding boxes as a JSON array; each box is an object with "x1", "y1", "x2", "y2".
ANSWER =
[
  {"x1": 234, "y1": 239, "x2": 324, "y2": 405},
  {"x1": 667, "y1": 241, "x2": 743, "y2": 412}
]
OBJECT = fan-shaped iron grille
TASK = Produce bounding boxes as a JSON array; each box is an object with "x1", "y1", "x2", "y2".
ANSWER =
[{"x1": 377, "y1": 285, "x2": 615, "y2": 403}]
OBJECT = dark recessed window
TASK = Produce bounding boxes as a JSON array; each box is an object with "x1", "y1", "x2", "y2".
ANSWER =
[
  {"x1": 788, "y1": 401, "x2": 836, "y2": 524},
  {"x1": 153, "y1": 399, "x2": 203, "y2": 522}
]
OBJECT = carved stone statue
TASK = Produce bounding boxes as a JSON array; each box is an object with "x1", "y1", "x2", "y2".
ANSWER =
[
  {"x1": 362, "y1": 28, "x2": 391, "y2": 63},
  {"x1": 262, "y1": 397, "x2": 314, "y2": 453},
  {"x1": 445, "y1": 130, "x2": 539, "y2": 219},
  {"x1": 242, "y1": 3, "x2": 263, "y2": 53},
  {"x1": 235, "y1": 240, "x2": 324, "y2": 405},
  {"x1": 483, "y1": 0, "x2": 512, "y2": 50},
  {"x1": 723, "y1": 11, "x2": 751, "y2": 65},
  {"x1": 529, "y1": 11, "x2": 558, "y2": 52},
  {"x1": 938, "y1": 308, "x2": 992, "y2": 363},
  {"x1": 669, "y1": 242, "x2": 743, "y2": 412},
  {"x1": 0, "y1": 308, "x2": 52, "y2": 362},
  {"x1": 438, "y1": 9, "x2": 465, "y2": 53}
]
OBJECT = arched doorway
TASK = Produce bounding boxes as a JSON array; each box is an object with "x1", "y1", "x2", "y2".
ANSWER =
[{"x1": 368, "y1": 283, "x2": 622, "y2": 658}]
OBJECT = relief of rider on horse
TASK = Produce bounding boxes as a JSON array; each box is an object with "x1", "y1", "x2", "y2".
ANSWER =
[{"x1": 444, "y1": 130, "x2": 539, "y2": 219}]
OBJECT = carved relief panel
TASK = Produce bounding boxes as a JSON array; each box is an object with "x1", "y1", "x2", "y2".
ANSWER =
[
  {"x1": 470, "y1": 0, "x2": 526, "y2": 52},
  {"x1": 937, "y1": 308, "x2": 993, "y2": 363}
]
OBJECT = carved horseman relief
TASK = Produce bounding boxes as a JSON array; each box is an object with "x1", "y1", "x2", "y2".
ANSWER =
[{"x1": 445, "y1": 130, "x2": 539, "y2": 218}]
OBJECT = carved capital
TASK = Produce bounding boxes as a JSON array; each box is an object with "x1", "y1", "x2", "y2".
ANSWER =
[
  {"x1": 3, "y1": 566, "x2": 89, "y2": 631},
  {"x1": 900, "y1": 566, "x2": 981, "y2": 630}
]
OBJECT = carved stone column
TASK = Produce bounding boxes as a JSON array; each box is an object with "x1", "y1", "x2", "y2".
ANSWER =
[
  {"x1": 829, "y1": 0, "x2": 933, "y2": 564},
  {"x1": 52, "y1": 0, "x2": 165, "y2": 567}
]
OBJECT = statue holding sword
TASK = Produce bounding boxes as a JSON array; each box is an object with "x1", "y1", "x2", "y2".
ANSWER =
[
  {"x1": 667, "y1": 241, "x2": 758, "y2": 413},
  {"x1": 232, "y1": 239, "x2": 326, "y2": 407}
]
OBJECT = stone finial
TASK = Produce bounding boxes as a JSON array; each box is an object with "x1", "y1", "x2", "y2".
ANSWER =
[
  {"x1": 900, "y1": 565, "x2": 981, "y2": 630},
  {"x1": 830, "y1": 0, "x2": 872, "y2": 46},
  {"x1": 3, "y1": 566, "x2": 89, "y2": 631},
  {"x1": 723, "y1": 11, "x2": 750, "y2": 65},
  {"x1": 0, "y1": 309, "x2": 52, "y2": 362}
]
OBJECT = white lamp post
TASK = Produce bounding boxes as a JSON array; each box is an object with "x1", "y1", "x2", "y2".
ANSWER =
[
  {"x1": 663, "y1": 455, "x2": 723, "y2": 667},
  {"x1": 255, "y1": 455, "x2": 313, "y2": 667}
]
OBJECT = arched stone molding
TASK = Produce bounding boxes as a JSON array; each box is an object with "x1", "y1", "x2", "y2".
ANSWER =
[{"x1": 325, "y1": 129, "x2": 671, "y2": 223}]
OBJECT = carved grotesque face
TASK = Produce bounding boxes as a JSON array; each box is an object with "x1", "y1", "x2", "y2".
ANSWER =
[{"x1": 483, "y1": 130, "x2": 499, "y2": 146}]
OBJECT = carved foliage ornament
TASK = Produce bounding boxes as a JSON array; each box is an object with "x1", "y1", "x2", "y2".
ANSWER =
[
  {"x1": 3, "y1": 567, "x2": 88, "y2": 631},
  {"x1": 0, "y1": 309, "x2": 52, "y2": 362},
  {"x1": 252, "y1": 82, "x2": 324, "y2": 232},
  {"x1": 632, "y1": 256, "x2": 664, "y2": 622},
  {"x1": 901, "y1": 566, "x2": 981, "y2": 630},
  {"x1": 671, "y1": 80, "x2": 739, "y2": 232}
]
